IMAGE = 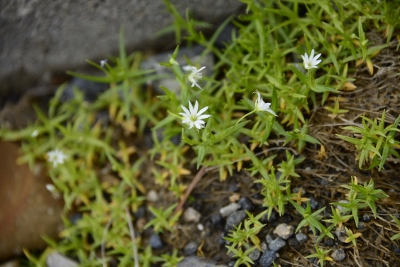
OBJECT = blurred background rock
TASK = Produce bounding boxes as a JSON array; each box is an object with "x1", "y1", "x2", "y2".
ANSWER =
[{"x1": 0, "y1": 0, "x2": 244, "y2": 106}]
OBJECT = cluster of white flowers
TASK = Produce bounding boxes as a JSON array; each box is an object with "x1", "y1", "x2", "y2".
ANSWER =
[{"x1": 178, "y1": 49, "x2": 321, "y2": 130}]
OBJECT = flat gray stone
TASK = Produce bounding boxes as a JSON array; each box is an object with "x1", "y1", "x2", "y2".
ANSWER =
[{"x1": 0, "y1": 0, "x2": 244, "y2": 97}]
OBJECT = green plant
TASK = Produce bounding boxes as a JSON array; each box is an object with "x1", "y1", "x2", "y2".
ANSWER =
[
  {"x1": 333, "y1": 177, "x2": 388, "y2": 227},
  {"x1": 225, "y1": 210, "x2": 268, "y2": 267},
  {"x1": 144, "y1": 204, "x2": 181, "y2": 233},
  {"x1": 344, "y1": 227, "x2": 362, "y2": 247},
  {"x1": 256, "y1": 167, "x2": 291, "y2": 218},
  {"x1": 305, "y1": 245, "x2": 333, "y2": 267},
  {"x1": 289, "y1": 200, "x2": 327, "y2": 236},
  {"x1": 337, "y1": 111, "x2": 400, "y2": 170}
]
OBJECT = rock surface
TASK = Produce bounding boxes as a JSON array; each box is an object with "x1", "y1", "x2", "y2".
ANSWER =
[
  {"x1": 0, "y1": 0, "x2": 244, "y2": 98},
  {"x1": 0, "y1": 142, "x2": 64, "y2": 261}
]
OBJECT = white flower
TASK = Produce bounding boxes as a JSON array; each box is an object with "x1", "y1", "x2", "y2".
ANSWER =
[
  {"x1": 31, "y1": 130, "x2": 38, "y2": 137},
  {"x1": 254, "y1": 90, "x2": 277, "y2": 116},
  {"x1": 47, "y1": 149, "x2": 68, "y2": 167},
  {"x1": 100, "y1": 59, "x2": 107, "y2": 67},
  {"x1": 183, "y1": 65, "x2": 206, "y2": 89},
  {"x1": 301, "y1": 49, "x2": 322, "y2": 69},
  {"x1": 179, "y1": 101, "x2": 211, "y2": 130}
]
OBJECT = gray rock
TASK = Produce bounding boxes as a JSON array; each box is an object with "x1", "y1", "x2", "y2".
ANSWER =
[
  {"x1": 259, "y1": 251, "x2": 278, "y2": 267},
  {"x1": 238, "y1": 197, "x2": 254, "y2": 211},
  {"x1": 309, "y1": 196, "x2": 318, "y2": 209},
  {"x1": 295, "y1": 232, "x2": 308, "y2": 244},
  {"x1": 184, "y1": 207, "x2": 201, "y2": 223},
  {"x1": 46, "y1": 252, "x2": 78, "y2": 267},
  {"x1": 248, "y1": 248, "x2": 261, "y2": 261},
  {"x1": 273, "y1": 223, "x2": 294, "y2": 240},
  {"x1": 184, "y1": 241, "x2": 199, "y2": 256},
  {"x1": 149, "y1": 234, "x2": 163, "y2": 249},
  {"x1": 268, "y1": 237, "x2": 286, "y2": 252},
  {"x1": 220, "y1": 203, "x2": 241, "y2": 218},
  {"x1": 178, "y1": 256, "x2": 227, "y2": 267},
  {"x1": 225, "y1": 210, "x2": 246, "y2": 232},
  {"x1": 331, "y1": 249, "x2": 346, "y2": 261},
  {"x1": 0, "y1": 0, "x2": 244, "y2": 96}
]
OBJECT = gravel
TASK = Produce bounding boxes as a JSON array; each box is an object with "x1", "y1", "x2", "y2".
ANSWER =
[
  {"x1": 220, "y1": 203, "x2": 241, "y2": 218},
  {"x1": 259, "y1": 251, "x2": 278, "y2": 267},
  {"x1": 295, "y1": 232, "x2": 308, "y2": 244},
  {"x1": 273, "y1": 223, "x2": 294, "y2": 240},
  {"x1": 184, "y1": 241, "x2": 199, "y2": 256},
  {"x1": 149, "y1": 234, "x2": 163, "y2": 249},
  {"x1": 184, "y1": 207, "x2": 201, "y2": 223},
  {"x1": 248, "y1": 248, "x2": 261, "y2": 261},
  {"x1": 238, "y1": 197, "x2": 255, "y2": 211},
  {"x1": 225, "y1": 210, "x2": 247, "y2": 231},
  {"x1": 331, "y1": 249, "x2": 346, "y2": 261},
  {"x1": 268, "y1": 237, "x2": 286, "y2": 251}
]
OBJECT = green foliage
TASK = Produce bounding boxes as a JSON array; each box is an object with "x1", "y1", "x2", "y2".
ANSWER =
[
  {"x1": 290, "y1": 200, "x2": 327, "y2": 236},
  {"x1": 0, "y1": 0, "x2": 397, "y2": 265},
  {"x1": 333, "y1": 177, "x2": 388, "y2": 227},
  {"x1": 144, "y1": 204, "x2": 181, "y2": 233},
  {"x1": 256, "y1": 167, "x2": 291, "y2": 218},
  {"x1": 225, "y1": 210, "x2": 268, "y2": 267},
  {"x1": 337, "y1": 111, "x2": 400, "y2": 170},
  {"x1": 305, "y1": 245, "x2": 333, "y2": 267}
]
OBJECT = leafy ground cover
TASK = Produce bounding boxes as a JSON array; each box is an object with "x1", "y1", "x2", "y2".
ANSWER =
[{"x1": 1, "y1": 0, "x2": 400, "y2": 266}]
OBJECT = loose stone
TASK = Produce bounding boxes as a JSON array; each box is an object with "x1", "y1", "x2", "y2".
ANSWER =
[
  {"x1": 238, "y1": 197, "x2": 255, "y2": 211},
  {"x1": 220, "y1": 203, "x2": 241, "y2": 218},
  {"x1": 268, "y1": 237, "x2": 286, "y2": 251},
  {"x1": 259, "y1": 251, "x2": 278, "y2": 267},
  {"x1": 225, "y1": 210, "x2": 247, "y2": 231},
  {"x1": 149, "y1": 234, "x2": 163, "y2": 249},
  {"x1": 295, "y1": 232, "x2": 308, "y2": 244},
  {"x1": 273, "y1": 223, "x2": 294, "y2": 240},
  {"x1": 331, "y1": 249, "x2": 346, "y2": 261},
  {"x1": 184, "y1": 241, "x2": 199, "y2": 256},
  {"x1": 184, "y1": 207, "x2": 201, "y2": 223}
]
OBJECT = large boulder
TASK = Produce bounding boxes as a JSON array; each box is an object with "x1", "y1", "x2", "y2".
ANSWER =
[{"x1": 0, "y1": 0, "x2": 243, "y2": 99}]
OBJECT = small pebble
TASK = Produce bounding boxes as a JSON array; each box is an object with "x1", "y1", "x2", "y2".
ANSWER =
[
  {"x1": 225, "y1": 210, "x2": 247, "y2": 231},
  {"x1": 146, "y1": 190, "x2": 158, "y2": 202},
  {"x1": 363, "y1": 214, "x2": 371, "y2": 222},
  {"x1": 184, "y1": 241, "x2": 199, "y2": 256},
  {"x1": 220, "y1": 203, "x2": 241, "y2": 218},
  {"x1": 331, "y1": 249, "x2": 346, "y2": 261},
  {"x1": 309, "y1": 196, "x2": 318, "y2": 209},
  {"x1": 259, "y1": 251, "x2": 277, "y2": 267},
  {"x1": 197, "y1": 223, "x2": 204, "y2": 231},
  {"x1": 238, "y1": 197, "x2": 255, "y2": 211},
  {"x1": 184, "y1": 207, "x2": 201, "y2": 223},
  {"x1": 273, "y1": 223, "x2": 294, "y2": 240},
  {"x1": 248, "y1": 248, "x2": 261, "y2": 261},
  {"x1": 295, "y1": 232, "x2": 308, "y2": 244},
  {"x1": 325, "y1": 238, "x2": 334, "y2": 247},
  {"x1": 268, "y1": 237, "x2": 286, "y2": 251},
  {"x1": 149, "y1": 234, "x2": 163, "y2": 249}
]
